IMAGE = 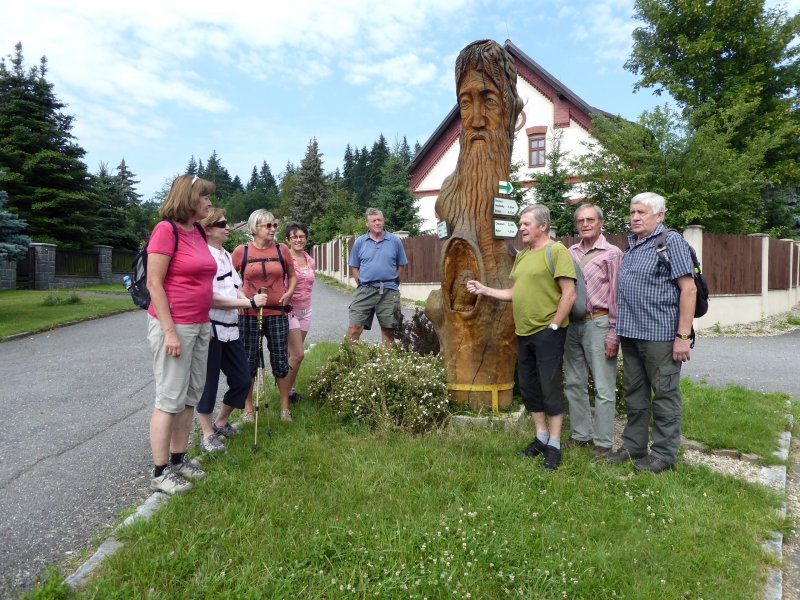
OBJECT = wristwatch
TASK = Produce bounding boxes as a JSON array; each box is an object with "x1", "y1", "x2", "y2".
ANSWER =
[
  {"x1": 250, "y1": 297, "x2": 257, "y2": 309},
  {"x1": 675, "y1": 332, "x2": 691, "y2": 340},
  {"x1": 549, "y1": 323, "x2": 559, "y2": 331}
]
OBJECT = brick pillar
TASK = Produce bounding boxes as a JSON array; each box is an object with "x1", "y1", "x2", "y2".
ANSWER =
[
  {"x1": 31, "y1": 243, "x2": 57, "y2": 290},
  {"x1": 95, "y1": 245, "x2": 113, "y2": 283}
]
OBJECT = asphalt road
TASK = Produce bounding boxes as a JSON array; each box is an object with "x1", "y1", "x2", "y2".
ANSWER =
[
  {"x1": 682, "y1": 329, "x2": 800, "y2": 400},
  {"x1": 0, "y1": 281, "x2": 414, "y2": 597}
]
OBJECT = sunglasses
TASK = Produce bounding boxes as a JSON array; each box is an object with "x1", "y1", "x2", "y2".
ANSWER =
[
  {"x1": 210, "y1": 220, "x2": 228, "y2": 228},
  {"x1": 259, "y1": 223, "x2": 279, "y2": 229}
]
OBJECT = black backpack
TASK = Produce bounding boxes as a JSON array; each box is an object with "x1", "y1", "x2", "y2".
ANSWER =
[
  {"x1": 654, "y1": 229, "x2": 709, "y2": 319},
  {"x1": 128, "y1": 220, "x2": 207, "y2": 310}
]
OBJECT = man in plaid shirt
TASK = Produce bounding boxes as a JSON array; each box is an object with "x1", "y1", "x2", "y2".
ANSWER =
[
  {"x1": 563, "y1": 204, "x2": 623, "y2": 459},
  {"x1": 608, "y1": 192, "x2": 697, "y2": 473}
]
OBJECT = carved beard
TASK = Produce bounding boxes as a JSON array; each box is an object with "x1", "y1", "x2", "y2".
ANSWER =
[{"x1": 445, "y1": 126, "x2": 511, "y2": 220}]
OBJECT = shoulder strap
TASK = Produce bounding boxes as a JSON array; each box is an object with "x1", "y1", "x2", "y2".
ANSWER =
[
  {"x1": 275, "y1": 243, "x2": 286, "y2": 276},
  {"x1": 194, "y1": 222, "x2": 207, "y2": 241},
  {"x1": 545, "y1": 242, "x2": 556, "y2": 276},
  {"x1": 167, "y1": 220, "x2": 179, "y2": 254},
  {"x1": 240, "y1": 243, "x2": 249, "y2": 286},
  {"x1": 655, "y1": 229, "x2": 671, "y2": 268}
]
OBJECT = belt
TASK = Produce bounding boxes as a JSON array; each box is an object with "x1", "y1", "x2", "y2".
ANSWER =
[{"x1": 584, "y1": 309, "x2": 609, "y2": 320}]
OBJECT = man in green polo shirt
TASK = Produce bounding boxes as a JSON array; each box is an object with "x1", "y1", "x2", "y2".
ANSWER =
[{"x1": 467, "y1": 204, "x2": 576, "y2": 471}]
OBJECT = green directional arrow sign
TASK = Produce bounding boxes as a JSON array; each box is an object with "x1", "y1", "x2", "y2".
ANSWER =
[{"x1": 498, "y1": 180, "x2": 513, "y2": 195}]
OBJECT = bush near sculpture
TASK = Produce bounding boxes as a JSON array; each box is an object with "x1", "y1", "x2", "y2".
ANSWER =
[{"x1": 309, "y1": 342, "x2": 450, "y2": 433}]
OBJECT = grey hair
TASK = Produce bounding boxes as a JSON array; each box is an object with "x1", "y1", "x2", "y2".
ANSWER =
[
  {"x1": 365, "y1": 207, "x2": 384, "y2": 220},
  {"x1": 630, "y1": 192, "x2": 666, "y2": 215},
  {"x1": 575, "y1": 204, "x2": 604, "y2": 221},
  {"x1": 247, "y1": 209, "x2": 276, "y2": 234},
  {"x1": 520, "y1": 204, "x2": 550, "y2": 230}
]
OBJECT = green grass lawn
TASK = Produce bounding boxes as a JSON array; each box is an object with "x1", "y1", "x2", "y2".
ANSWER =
[
  {"x1": 0, "y1": 289, "x2": 136, "y2": 340},
  {"x1": 57, "y1": 342, "x2": 791, "y2": 600}
]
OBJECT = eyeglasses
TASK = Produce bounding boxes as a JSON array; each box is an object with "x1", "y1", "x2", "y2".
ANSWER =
[
  {"x1": 289, "y1": 235, "x2": 307, "y2": 241},
  {"x1": 258, "y1": 223, "x2": 278, "y2": 229},
  {"x1": 210, "y1": 220, "x2": 228, "y2": 228}
]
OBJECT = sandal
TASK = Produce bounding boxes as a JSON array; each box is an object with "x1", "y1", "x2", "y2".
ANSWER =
[{"x1": 280, "y1": 410, "x2": 293, "y2": 423}]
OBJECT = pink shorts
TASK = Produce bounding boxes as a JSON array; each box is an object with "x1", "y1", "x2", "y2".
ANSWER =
[{"x1": 288, "y1": 306, "x2": 312, "y2": 332}]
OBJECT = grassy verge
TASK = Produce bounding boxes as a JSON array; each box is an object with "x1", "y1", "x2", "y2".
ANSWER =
[
  {"x1": 68, "y1": 283, "x2": 129, "y2": 294},
  {"x1": 54, "y1": 343, "x2": 788, "y2": 600},
  {"x1": 0, "y1": 290, "x2": 136, "y2": 340},
  {"x1": 682, "y1": 379, "x2": 795, "y2": 461}
]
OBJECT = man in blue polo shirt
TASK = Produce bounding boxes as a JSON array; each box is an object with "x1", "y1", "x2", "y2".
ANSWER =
[
  {"x1": 608, "y1": 192, "x2": 697, "y2": 473},
  {"x1": 347, "y1": 208, "x2": 408, "y2": 343}
]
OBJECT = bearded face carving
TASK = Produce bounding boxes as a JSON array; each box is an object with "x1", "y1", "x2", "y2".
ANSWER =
[{"x1": 425, "y1": 40, "x2": 523, "y2": 410}]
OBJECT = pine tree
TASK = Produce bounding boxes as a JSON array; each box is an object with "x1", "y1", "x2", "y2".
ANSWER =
[
  {"x1": 0, "y1": 43, "x2": 100, "y2": 248},
  {"x1": 92, "y1": 162, "x2": 139, "y2": 250},
  {"x1": 374, "y1": 154, "x2": 421, "y2": 234},
  {"x1": 0, "y1": 175, "x2": 31, "y2": 260},
  {"x1": 185, "y1": 155, "x2": 198, "y2": 176},
  {"x1": 278, "y1": 161, "x2": 297, "y2": 219},
  {"x1": 259, "y1": 161, "x2": 278, "y2": 197},
  {"x1": 247, "y1": 166, "x2": 260, "y2": 192},
  {"x1": 397, "y1": 136, "x2": 412, "y2": 165},
  {"x1": 292, "y1": 138, "x2": 329, "y2": 227}
]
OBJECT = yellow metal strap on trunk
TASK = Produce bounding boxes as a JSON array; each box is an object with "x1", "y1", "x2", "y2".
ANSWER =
[{"x1": 446, "y1": 382, "x2": 514, "y2": 413}]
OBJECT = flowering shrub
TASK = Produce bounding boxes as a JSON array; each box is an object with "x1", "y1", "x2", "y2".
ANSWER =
[{"x1": 309, "y1": 342, "x2": 451, "y2": 433}]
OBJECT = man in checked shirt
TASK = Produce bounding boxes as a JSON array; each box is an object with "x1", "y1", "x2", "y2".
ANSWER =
[{"x1": 563, "y1": 204, "x2": 623, "y2": 459}]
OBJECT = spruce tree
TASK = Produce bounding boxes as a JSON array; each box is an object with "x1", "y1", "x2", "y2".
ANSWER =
[
  {"x1": 0, "y1": 43, "x2": 100, "y2": 248},
  {"x1": 0, "y1": 176, "x2": 30, "y2": 260},
  {"x1": 292, "y1": 138, "x2": 329, "y2": 227},
  {"x1": 185, "y1": 155, "x2": 198, "y2": 175},
  {"x1": 374, "y1": 154, "x2": 421, "y2": 234}
]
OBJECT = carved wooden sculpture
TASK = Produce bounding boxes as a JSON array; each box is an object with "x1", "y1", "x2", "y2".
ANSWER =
[{"x1": 425, "y1": 40, "x2": 524, "y2": 410}]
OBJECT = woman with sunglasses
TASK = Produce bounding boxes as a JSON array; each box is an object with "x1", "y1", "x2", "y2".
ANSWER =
[
  {"x1": 232, "y1": 210, "x2": 297, "y2": 423},
  {"x1": 146, "y1": 174, "x2": 216, "y2": 495},
  {"x1": 196, "y1": 208, "x2": 268, "y2": 453},
  {"x1": 285, "y1": 222, "x2": 316, "y2": 404}
]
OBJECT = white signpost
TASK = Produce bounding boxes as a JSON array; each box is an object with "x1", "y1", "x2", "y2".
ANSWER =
[
  {"x1": 493, "y1": 219, "x2": 518, "y2": 238},
  {"x1": 498, "y1": 180, "x2": 513, "y2": 195},
  {"x1": 436, "y1": 220, "x2": 449, "y2": 240},
  {"x1": 493, "y1": 197, "x2": 518, "y2": 217}
]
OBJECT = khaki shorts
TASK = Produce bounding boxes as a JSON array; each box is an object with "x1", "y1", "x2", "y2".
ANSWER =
[
  {"x1": 349, "y1": 286, "x2": 402, "y2": 331},
  {"x1": 147, "y1": 316, "x2": 211, "y2": 413}
]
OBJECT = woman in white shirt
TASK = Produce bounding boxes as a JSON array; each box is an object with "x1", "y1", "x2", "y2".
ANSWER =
[{"x1": 196, "y1": 208, "x2": 267, "y2": 452}]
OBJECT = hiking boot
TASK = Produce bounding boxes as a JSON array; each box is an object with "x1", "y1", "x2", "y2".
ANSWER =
[
  {"x1": 543, "y1": 446, "x2": 563, "y2": 471},
  {"x1": 280, "y1": 410, "x2": 293, "y2": 423},
  {"x1": 607, "y1": 447, "x2": 648, "y2": 464},
  {"x1": 634, "y1": 455, "x2": 674, "y2": 473},
  {"x1": 563, "y1": 437, "x2": 593, "y2": 449},
  {"x1": 518, "y1": 438, "x2": 547, "y2": 459},
  {"x1": 591, "y1": 446, "x2": 611, "y2": 460},
  {"x1": 212, "y1": 421, "x2": 239, "y2": 439},
  {"x1": 200, "y1": 433, "x2": 226, "y2": 454},
  {"x1": 150, "y1": 468, "x2": 193, "y2": 495},
  {"x1": 240, "y1": 411, "x2": 255, "y2": 424},
  {"x1": 289, "y1": 391, "x2": 304, "y2": 404},
  {"x1": 171, "y1": 456, "x2": 207, "y2": 480}
]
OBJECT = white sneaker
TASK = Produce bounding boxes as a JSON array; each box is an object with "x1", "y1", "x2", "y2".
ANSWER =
[
  {"x1": 171, "y1": 456, "x2": 207, "y2": 480},
  {"x1": 150, "y1": 468, "x2": 193, "y2": 495},
  {"x1": 200, "y1": 434, "x2": 226, "y2": 453}
]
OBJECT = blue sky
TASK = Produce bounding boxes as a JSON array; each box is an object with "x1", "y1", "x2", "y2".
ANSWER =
[{"x1": 3, "y1": 0, "x2": 798, "y2": 201}]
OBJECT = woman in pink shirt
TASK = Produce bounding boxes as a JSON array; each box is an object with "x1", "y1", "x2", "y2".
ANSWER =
[
  {"x1": 146, "y1": 174, "x2": 217, "y2": 495},
  {"x1": 285, "y1": 222, "x2": 315, "y2": 403}
]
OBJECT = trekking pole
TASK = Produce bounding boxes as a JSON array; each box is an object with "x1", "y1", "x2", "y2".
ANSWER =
[{"x1": 253, "y1": 302, "x2": 264, "y2": 452}]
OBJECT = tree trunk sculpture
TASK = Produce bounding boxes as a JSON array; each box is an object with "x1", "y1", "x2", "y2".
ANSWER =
[{"x1": 425, "y1": 40, "x2": 524, "y2": 410}]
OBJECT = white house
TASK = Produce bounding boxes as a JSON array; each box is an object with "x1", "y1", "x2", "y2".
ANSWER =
[{"x1": 409, "y1": 39, "x2": 614, "y2": 232}]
